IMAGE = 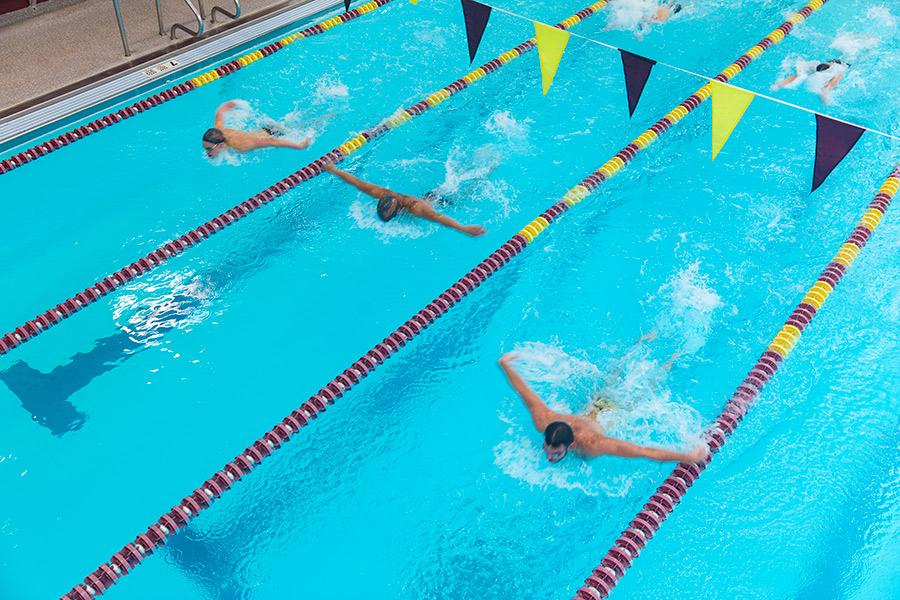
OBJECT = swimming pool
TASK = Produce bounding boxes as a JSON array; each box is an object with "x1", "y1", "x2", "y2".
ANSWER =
[{"x1": 1, "y1": 0, "x2": 898, "y2": 597}]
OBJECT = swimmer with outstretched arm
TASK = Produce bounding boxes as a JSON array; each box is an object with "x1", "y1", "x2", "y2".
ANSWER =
[
  {"x1": 772, "y1": 59, "x2": 849, "y2": 105},
  {"x1": 322, "y1": 163, "x2": 487, "y2": 237},
  {"x1": 202, "y1": 101, "x2": 311, "y2": 157},
  {"x1": 498, "y1": 351, "x2": 707, "y2": 464}
]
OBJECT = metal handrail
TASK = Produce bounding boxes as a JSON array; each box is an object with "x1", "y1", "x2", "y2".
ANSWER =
[
  {"x1": 208, "y1": 0, "x2": 241, "y2": 23},
  {"x1": 111, "y1": 0, "x2": 131, "y2": 56},
  {"x1": 168, "y1": 0, "x2": 205, "y2": 39}
]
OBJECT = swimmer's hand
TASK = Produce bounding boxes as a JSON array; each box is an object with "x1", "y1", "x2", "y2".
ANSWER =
[
  {"x1": 499, "y1": 352, "x2": 518, "y2": 366},
  {"x1": 684, "y1": 445, "x2": 709, "y2": 465},
  {"x1": 461, "y1": 224, "x2": 487, "y2": 237}
]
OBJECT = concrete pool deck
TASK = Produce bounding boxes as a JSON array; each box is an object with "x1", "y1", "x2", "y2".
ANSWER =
[{"x1": 0, "y1": 0, "x2": 330, "y2": 118}]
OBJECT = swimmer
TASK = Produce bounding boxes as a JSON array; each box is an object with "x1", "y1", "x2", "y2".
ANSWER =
[
  {"x1": 322, "y1": 163, "x2": 487, "y2": 237},
  {"x1": 498, "y1": 345, "x2": 706, "y2": 465},
  {"x1": 202, "y1": 101, "x2": 312, "y2": 157},
  {"x1": 636, "y1": 2, "x2": 682, "y2": 39},
  {"x1": 771, "y1": 58, "x2": 849, "y2": 105}
]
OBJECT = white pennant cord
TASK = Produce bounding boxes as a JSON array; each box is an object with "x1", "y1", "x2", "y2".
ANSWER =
[{"x1": 480, "y1": 1, "x2": 900, "y2": 142}]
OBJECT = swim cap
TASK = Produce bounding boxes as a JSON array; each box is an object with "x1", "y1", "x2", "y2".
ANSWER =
[
  {"x1": 544, "y1": 421, "x2": 575, "y2": 448},
  {"x1": 376, "y1": 195, "x2": 400, "y2": 222},
  {"x1": 202, "y1": 127, "x2": 226, "y2": 144}
]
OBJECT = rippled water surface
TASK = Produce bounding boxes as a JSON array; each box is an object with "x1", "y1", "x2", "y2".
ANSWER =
[{"x1": 0, "y1": 0, "x2": 898, "y2": 598}]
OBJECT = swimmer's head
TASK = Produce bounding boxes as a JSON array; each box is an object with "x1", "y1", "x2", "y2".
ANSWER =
[
  {"x1": 543, "y1": 421, "x2": 575, "y2": 463},
  {"x1": 376, "y1": 194, "x2": 401, "y2": 222},
  {"x1": 202, "y1": 128, "x2": 226, "y2": 157},
  {"x1": 671, "y1": 3, "x2": 682, "y2": 14}
]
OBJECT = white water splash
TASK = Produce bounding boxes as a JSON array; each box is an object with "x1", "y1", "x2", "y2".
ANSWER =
[
  {"x1": 866, "y1": 6, "x2": 896, "y2": 29},
  {"x1": 347, "y1": 199, "x2": 432, "y2": 241},
  {"x1": 654, "y1": 261, "x2": 722, "y2": 355},
  {"x1": 830, "y1": 32, "x2": 880, "y2": 62},
  {"x1": 485, "y1": 110, "x2": 532, "y2": 147},
  {"x1": 312, "y1": 73, "x2": 350, "y2": 103},
  {"x1": 113, "y1": 271, "x2": 213, "y2": 346},
  {"x1": 605, "y1": 0, "x2": 657, "y2": 31}
]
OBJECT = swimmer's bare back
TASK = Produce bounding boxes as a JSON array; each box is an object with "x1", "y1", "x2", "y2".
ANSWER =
[
  {"x1": 212, "y1": 101, "x2": 310, "y2": 153},
  {"x1": 219, "y1": 128, "x2": 310, "y2": 152}
]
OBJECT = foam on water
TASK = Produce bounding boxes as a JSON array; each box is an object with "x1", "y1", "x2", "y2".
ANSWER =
[
  {"x1": 605, "y1": 0, "x2": 657, "y2": 32},
  {"x1": 484, "y1": 110, "x2": 533, "y2": 150},
  {"x1": 113, "y1": 270, "x2": 214, "y2": 346},
  {"x1": 348, "y1": 199, "x2": 433, "y2": 240},
  {"x1": 866, "y1": 5, "x2": 897, "y2": 29},
  {"x1": 830, "y1": 32, "x2": 880, "y2": 62},
  {"x1": 312, "y1": 72, "x2": 351, "y2": 104},
  {"x1": 651, "y1": 260, "x2": 723, "y2": 355},
  {"x1": 433, "y1": 144, "x2": 515, "y2": 220}
]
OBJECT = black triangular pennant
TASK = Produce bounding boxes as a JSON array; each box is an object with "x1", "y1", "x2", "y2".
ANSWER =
[
  {"x1": 344, "y1": 0, "x2": 351, "y2": 11},
  {"x1": 461, "y1": 0, "x2": 492, "y2": 64},
  {"x1": 620, "y1": 50, "x2": 656, "y2": 117},
  {"x1": 812, "y1": 114, "x2": 865, "y2": 192}
]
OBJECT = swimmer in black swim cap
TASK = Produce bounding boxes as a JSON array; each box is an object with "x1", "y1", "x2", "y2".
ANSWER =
[
  {"x1": 323, "y1": 163, "x2": 486, "y2": 236},
  {"x1": 498, "y1": 350, "x2": 707, "y2": 465},
  {"x1": 772, "y1": 57, "x2": 849, "y2": 105},
  {"x1": 202, "y1": 100, "x2": 312, "y2": 158},
  {"x1": 635, "y1": 1, "x2": 682, "y2": 39},
  {"x1": 376, "y1": 194, "x2": 402, "y2": 222}
]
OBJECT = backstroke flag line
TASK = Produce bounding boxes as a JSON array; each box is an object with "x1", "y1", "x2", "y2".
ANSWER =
[
  {"x1": 710, "y1": 80, "x2": 755, "y2": 160},
  {"x1": 812, "y1": 114, "x2": 865, "y2": 192},
  {"x1": 620, "y1": 50, "x2": 656, "y2": 117},
  {"x1": 461, "y1": 0, "x2": 492, "y2": 63},
  {"x1": 534, "y1": 21, "x2": 570, "y2": 95}
]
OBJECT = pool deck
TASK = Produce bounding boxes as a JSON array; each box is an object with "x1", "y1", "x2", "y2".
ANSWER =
[{"x1": 0, "y1": 0, "x2": 330, "y2": 118}]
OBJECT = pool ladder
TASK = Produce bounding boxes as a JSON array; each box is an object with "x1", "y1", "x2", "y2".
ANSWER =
[{"x1": 112, "y1": 0, "x2": 242, "y2": 56}]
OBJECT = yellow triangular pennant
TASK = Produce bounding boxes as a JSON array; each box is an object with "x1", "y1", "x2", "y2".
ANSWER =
[
  {"x1": 409, "y1": 0, "x2": 418, "y2": 4},
  {"x1": 711, "y1": 80, "x2": 755, "y2": 160},
  {"x1": 534, "y1": 22, "x2": 570, "y2": 95}
]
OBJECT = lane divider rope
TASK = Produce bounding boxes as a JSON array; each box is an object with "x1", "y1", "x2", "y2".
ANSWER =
[
  {"x1": 56, "y1": 1, "x2": 615, "y2": 597},
  {"x1": 0, "y1": 0, "x2": 610, "y2": 358},
  {"x1": 60, "y1": 0, "x2": 829, "y2": 597},
  {"x1": 575, "y1": 164, "x2": 898, "y2": 600},
  {"x1": 0, "y1": 0, "x2": 395, "y2": 177}
]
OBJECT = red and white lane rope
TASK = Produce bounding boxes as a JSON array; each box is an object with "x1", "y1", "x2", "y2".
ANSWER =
[
  {"x1": 0, "y1": 0, "x2": 611, "y2": 358},
  {"x1": 59, "y1": 0, "x2": 832, "y2": 596},
  {"x1": 0, "y1": 0, "x2": 395, "y2": 177},
  {"x1": 574, "y1": 164, "x2": 899, "y2": 599}
]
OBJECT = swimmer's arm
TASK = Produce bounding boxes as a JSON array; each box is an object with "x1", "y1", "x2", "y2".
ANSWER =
[
  {"x1": 322, "y1": 164, "x2": 391, "y2": 198},
  {"x1": 407, "y1": 201, "x2": 486, "y2": 237},
  {"x1": 595, "y1": 437, "x2": 707, "y2": 464},
  {"x1": 499, "y1": 353, "x2": 557, "y2": 432},
  {"x1": 772, "y1": 74, "x2": 798, "y2": 91},
  {"x1": 213, "y1": 101, "x2": 239, "y2": 129},
  {"x1": 823, "y1": 71, "x2": 845, "y2": 93},
  {"x1": 818, "y1": 72, "x2": 845, "y2": 105},
  {"x1": 257, "y1": 136, "x2": 311, "y2": 150}
]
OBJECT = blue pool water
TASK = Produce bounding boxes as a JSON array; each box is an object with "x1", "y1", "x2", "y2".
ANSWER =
[{"x1": 1, "y1": 0, "x2": 898, "y2": 598}]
